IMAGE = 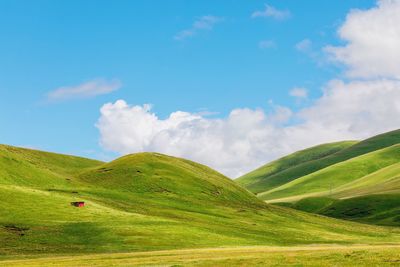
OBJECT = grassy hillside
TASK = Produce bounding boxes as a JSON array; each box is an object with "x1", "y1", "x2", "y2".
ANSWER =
[
  {"x1": 78, "y1": 152, "x2": 260, "y2": 208},
  {"x1": 1, "y1": 145, "x2": 400, "y2": 258},
  {"x1": 331, "y1": 162, "x2": 400, "y2": 199},
  {"x1": 238, "y1": 129, "x2": 400, "y2": 195},
  {"x1": 3, "y1": 245, "x2": 400, "y2": 266},
  {"x1": 0, "y1": 144, "x2": 103, "y2": 188},
  {"x1": 236, "y1": 129, "x2": 400, "y2": 227},
  {"x1": 236, "y1": 141, "x2": 356, "y2": 193},
  {"x1": 283, "y1": 194, "x2": 400, "y2": 226},
  {"x1": 259, "y1": 144, "x2": 400, "y2": 202}
]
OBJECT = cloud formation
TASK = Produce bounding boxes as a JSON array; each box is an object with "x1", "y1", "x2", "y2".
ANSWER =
[
  {"x1": 47, "y1": 79, "x2": 121, "y2": 102},
  {"x1": 97, "y1": 79, "x2": 400, "y2": 178},
  {"x1": 251, "y1": 4, "x2": 291, "y2": 20},
  {"x1": 97, "y1": 0, "x2": 400, "y2": 178},
  {"x1": 174, "y1": 15, "x2": 223, "y2": 41},
  {"x1": 325, "y1": 0, "x2": 400, "y2": 79}
]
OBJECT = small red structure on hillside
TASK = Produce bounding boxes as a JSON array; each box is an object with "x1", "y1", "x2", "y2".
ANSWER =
[{"x1": 71, "y1": 201, "x2": 85, "y2": 207}]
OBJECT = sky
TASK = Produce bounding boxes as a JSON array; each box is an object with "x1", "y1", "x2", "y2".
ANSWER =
[{"x1": 1, "y1": 0, "x2": 400, "y2": 177}]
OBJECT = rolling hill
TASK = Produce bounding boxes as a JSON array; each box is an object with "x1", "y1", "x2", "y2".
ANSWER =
[
  {"x1": 283, "y1": 194, "x2": 400, "y2": 226},
  {"x1": 1, "y1": 144, "x2": 400, "y2": 258},
  {"x1": 236, "y1": 141, "x2": 357, "y2": 193},
  {"x1": 238, "y1": 129, "x2": 400, "y2": 226},
  {"x1": 237, "y1": 129, "x2": 400, "y2": 195},
  {"x1": 259, "y1": 144, "x2": 400, "y2": 202}
]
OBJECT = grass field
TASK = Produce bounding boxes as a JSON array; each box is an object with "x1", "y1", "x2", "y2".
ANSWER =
[
  {"x1": 259, "y1": 144, "x2": 400, "y2": 202},
  {"x1": 236, "y1": 141, "x2": 356, "y2": 193},
  {"x1": 282, "y1": 194, "x2": 400, "y2": 226},
  {"x1": 238, "y1": 129, "x2": 400, "y2": 196},
  {"x1": 2, "y1": 139, "x2": 400, "y2": 266},
  {"x1": 331, "y1": 162, "x2": 400, "y2": 199},
  {"x1": 237, "y1": 129, "x2": 400, "y2": 227},
  {"x1": 2, "y1": 144, "x2": 400, "y2": 258},
  {"x1": 2, "y1": 245, "x2": 400, "y2": 266}
]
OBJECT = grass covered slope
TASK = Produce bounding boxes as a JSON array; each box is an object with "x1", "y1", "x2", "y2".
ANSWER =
[
  {"x1": 0, "y1": 144, "x2": 103, "y2": 188},
  {"x1": 260, "y1": 144, "x2": 400, "y2": 202},
  {"x1": 78, "y1": 152, "x2": 260, "y2": 208},
  {"x1": 3, "y1": 245, "x2": 400, "y2": 267},
  {"x1": 284, "y1": 194, "x2": 400, "y2": 226},
  {"x1": 2, "y1": 146, "x2": 400, "y2": 257},
  {"x1": 240, "y1": 129, "x2": 400, "y2": 226},
  {"x1": 331, "y1": 162, "x2": 400, "y2": 199},
  {"x1": 236, "y1": 141, "x2": 356, "y2": 194},
  {"x1": 239, "y1": 129, "x2": 400, "y2": 196}
]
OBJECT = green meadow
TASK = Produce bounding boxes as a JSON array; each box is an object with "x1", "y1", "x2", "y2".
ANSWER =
[
  {"x1": 238, "y1": 129, "x2": 400, "y2": 228},
  {"x1": 1, "y1": 129, "x2": 400, "y2": 265},
  {"x1": 2, "y1": 245, "x2": 400, "y2": 266}
]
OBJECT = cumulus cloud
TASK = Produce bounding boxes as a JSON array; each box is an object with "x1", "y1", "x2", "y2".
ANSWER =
[
  {"x1": 97, "y1": 79, "x2": 400, "y2": 178},
  {"x1": 325, "y1": 0, "x2": 400, "y2": 79},
  {"x1": 47, "y1": 79, "x2": 121, "y2": 102},
  {"x1": 174, "y1": 15, "x2": 223, "y2": 41},
  {"x1": 96, "y1": 0, "x2": 400, "y2": 178},
  {"x1": 251, "y1": 4, "x2": 291, "y2": 20},
  {"x1": 298, "y1": 79, "x2": 400, "y2": 138}
]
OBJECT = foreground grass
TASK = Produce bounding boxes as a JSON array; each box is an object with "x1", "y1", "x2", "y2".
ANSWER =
[
  {"x1": 2, "y1": 144, "x2": 400, "y2": 258},
  {"x1": 2, "y1": 245, "x2": 400, "y2": 266}
]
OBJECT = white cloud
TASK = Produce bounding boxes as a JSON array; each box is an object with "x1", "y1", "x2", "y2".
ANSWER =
[
  {"x1": 174, "y1": 15, "x2": 223, "y2": 41},
  {"x1": 325, "y1": 0, "x2": 400, "y2": 79},
  {"x1": 47, "y1": 79, "x2": 121, "y2": 102},
  {"x1": 295, "y1": 39, "x2": 312, "y2": 53},
  {"x1": 258, "y1": 40, "x2": 276, "y2": 49},
  {"x1": 97, "y1": 79, "x2": 400, "y2": 178},
  {"x1": 289, "y1": 87, "x2": 308, "y2": 99},
  {"x1": 96, "y1": 1, "x2": 400, "y2": 178},
  {"x1": 251, "y1": 4, "x2": 291, "y2": 20},
  {"x1": 298, "y1": 79, "x2": 400, "y2": 139}
]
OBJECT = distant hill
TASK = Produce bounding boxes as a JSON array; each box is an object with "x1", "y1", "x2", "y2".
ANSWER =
[
  {"x1": 1, "y1": 145, "x2": 399, "y2": 257},
  {"x1": 282, "y1": 194, "x2": 400, "y2": 226},
  {"x1": 238, "y1": 129, "x2": 400, "y2": 226},
  {"x1": 236, "y1": 141, "x2": 356, "y2": 193}
]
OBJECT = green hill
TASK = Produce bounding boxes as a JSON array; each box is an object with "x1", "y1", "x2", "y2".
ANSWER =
[
  {"x1": 284, "y1": 194, "x2": 400, "y2": 226},
  {"x1": 238, "y1": 129, "x2": 400, "y2": 195},
  {"x1": 259, "y1": 144, "x2": 400, "y2": 202},
  {"x1": 1, "y1": 145, "x2": 400, "y2": 258},
  {"x1": 0, "y1": 144, "x2": 103, "y2": 188},
  {"x1": 331, "y1": 162, "x2": 400, "y2": 199},
  {"x1": 236, "y1": 141, "x2": 356, "y2": 193},
  {"x1": 238, "y1": 129, "x2": 400, "y2": 226},
  {"x1": 274, "y1": 162, "x2": 400, "y2": 226}
]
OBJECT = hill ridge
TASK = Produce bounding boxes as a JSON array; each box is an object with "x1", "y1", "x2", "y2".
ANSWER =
[{"x1": 2, "y1": 144, "x2": 400, "y2": 256}]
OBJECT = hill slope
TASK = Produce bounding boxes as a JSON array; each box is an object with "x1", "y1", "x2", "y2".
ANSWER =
[
  {"x1": 259, "y1": 144, "x2": 400, "y2": 202},
  {"x1": 331, "y1": 162, "x2": 400, "y2": 198},
  {"x1": 0, "y1": 144, "x2": 103, "y2": 188},
  {"x1": 285, "y1": 194, "x2": 400, "y2": 226},
  {"x1": 1, "y1": 145, "x2": 400, "y2": 257},
  {"x1": 238, "y1": 129, "x2": 400, "y2": 195},
  {"x1": 236, "y1": 141, "x2": 356, "y2": 193},
  {"x1": 239, "y1": 129, "x2": 400, "y2": 226}
]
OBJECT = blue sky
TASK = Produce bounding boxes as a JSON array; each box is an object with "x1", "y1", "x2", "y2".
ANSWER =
[{"x1": 2, "y1": 0, "x2": 399, "y2": 177}]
